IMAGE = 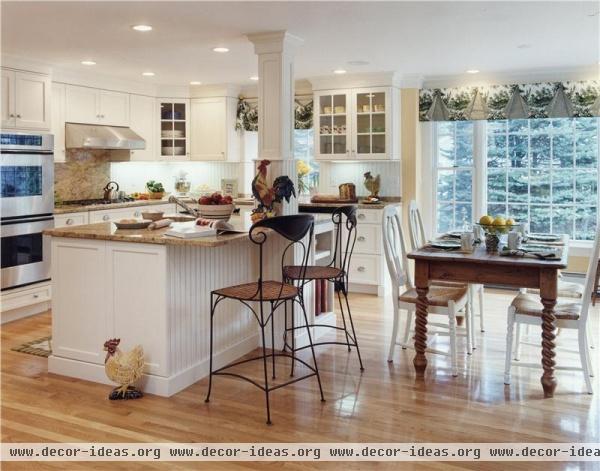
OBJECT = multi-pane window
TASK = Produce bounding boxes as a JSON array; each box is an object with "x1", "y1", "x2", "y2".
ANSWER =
[
  {"x1": 433, "y1": 118, "x2": 598, "y2": 241},
  {"x1": 486, "y1": 118, "x2": 598, "y2": 240},
  {"x1": 435, "y1": 121, "x2": 474, "y2": 233}
]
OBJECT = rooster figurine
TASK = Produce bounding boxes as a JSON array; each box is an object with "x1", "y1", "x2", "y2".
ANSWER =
[
  {"x1": 363, "y1": 172, "x2": 381, "y2": 200},
  {"x1": 251, "y1": 160, "x2": 296, "y2": 221},
  {"x1": 251, "y1": 159, "x2": 275, "y2": 210},
  {"x1": 103, "y1": 339, "x2": 145, "y2": 400}
]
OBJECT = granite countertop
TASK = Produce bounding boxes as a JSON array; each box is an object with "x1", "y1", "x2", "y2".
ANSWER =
[
  {"x1": 45, "y1": 213, "x2": 332, "y2": 247},
  {"x1": 54, "y1": 199, "x2": 174, "y2": 214},
  {"x1": 299, "y1": 197, "x2": 401, "y2": 210}
]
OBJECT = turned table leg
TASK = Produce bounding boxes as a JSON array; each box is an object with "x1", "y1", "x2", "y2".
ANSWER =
[
  {"x1": 539, "y1": 268, "x2": 558, "y2": 398},
  {"x1": 413, "y1": 260, "x2": 430, "y2": 377}
]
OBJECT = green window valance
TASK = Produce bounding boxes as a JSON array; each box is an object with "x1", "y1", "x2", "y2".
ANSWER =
[
  {"x1": 235, "y1": 98, "x2": 313, "y2": 131},
  {"x1": 419, "y1": 80, "x2": 600, "y2": 122}
]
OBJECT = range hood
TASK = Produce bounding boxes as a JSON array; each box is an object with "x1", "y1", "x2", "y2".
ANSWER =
[{"x1": 65, "y1": 123, "x2": 145, "y2": 150}]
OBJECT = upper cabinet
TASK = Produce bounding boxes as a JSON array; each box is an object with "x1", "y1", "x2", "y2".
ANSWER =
[
  {"x1": 129, "y1": 94, "x2": 156, "y2": 161},
  {"x1": 190, "y1": 97, "x2": 239, "y2": 161},
  {"x1": 158, "y1": 99, "x2": 189, "y2": 161},
  {"x1": 65, "y1": 85, "x2": 129, "y2": 127},
  {"x1": 314, "y1": 86, "x2": 399, "y2": 161},
  {"x1": 1, "y1": 69, "x2": 51, "y2": 130},
  {"x1": 52, "y1": 83, "x2": 66, "y2": 162}
]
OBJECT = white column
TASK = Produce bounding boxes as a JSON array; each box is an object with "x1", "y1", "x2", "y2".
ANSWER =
[{"x1": 247, "y1": 31, "x2": 303, "y2": 215}]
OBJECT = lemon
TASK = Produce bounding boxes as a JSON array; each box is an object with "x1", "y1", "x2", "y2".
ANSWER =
[
  {"x1": 506, "y1": 218, "x2": 516, "y2": 226},
  {"x1": 492, "y1": 216, "x2": 506, "y2": 226},
  {"x1": 479, "y1": 215, "x2": 494, "y2": 225}
]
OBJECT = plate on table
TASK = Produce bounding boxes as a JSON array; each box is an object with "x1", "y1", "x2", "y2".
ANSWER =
[
  {"x1": 526, "y1": 233, "x2": 562, "y2": 242},
  {"x1": 114, "y1": 219, "x2": 152, "y2": 229},
  {"x1": 429, "y1": 240, "x2": 461, "y2": 249},
  {"x1": 521, "y1": 243, "x2": 559, "y2": 253},
  {"x1": 442, "y1": 231, "x2": 462, "y2": 239}
]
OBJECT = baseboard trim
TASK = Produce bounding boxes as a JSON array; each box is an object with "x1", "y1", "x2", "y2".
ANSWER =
[{"x1": 48, "y1": 333, "x2": 260, "y2": 397}]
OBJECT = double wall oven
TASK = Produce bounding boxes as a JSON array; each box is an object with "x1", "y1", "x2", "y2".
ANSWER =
[{"x1": 1, "y1": 132, "x2": 54, "y2": 290}]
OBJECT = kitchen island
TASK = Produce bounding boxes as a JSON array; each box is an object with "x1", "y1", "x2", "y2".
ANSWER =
[{"x1": 44, "y1": 213, "x2": 333, "y2": 396}]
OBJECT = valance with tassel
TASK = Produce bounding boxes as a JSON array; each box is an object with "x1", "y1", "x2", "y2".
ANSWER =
[{"x1": 419, "y1": 80, "x2": 600, "y2": 122}]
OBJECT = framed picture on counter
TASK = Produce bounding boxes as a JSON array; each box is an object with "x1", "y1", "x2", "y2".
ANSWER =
[{"x1": 221, "y1": 178, "x2": 238, "y2": 197}]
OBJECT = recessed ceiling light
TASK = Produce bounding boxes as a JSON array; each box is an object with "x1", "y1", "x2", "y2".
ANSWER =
[
  {"x1": 190, "y1": 81, "x2": 202, "y2": 85},
  {"x1": 212, "y1": 47, "x2": 229, "y2": 53},
  {"x1": 347, "y1": 60, "x2": 369, "y2": 66},
  {"x1": 466, "y1": 69, "x2": 480, "y2": 74},
  {"x1": 132, "y1": 24, "x2": 152, "y2": 32},
  {"x1": 333, "y1": 69, "x2": 347, "y2": 74},
  {"x1": 141, "y1": 71, "x2": 155, "y2": 77},
  {"x1": 249, "y1": 76, "x2": 259, "y2": 81},
  {"x1": 81, "y1": 60, "x2": 96, "y2": 66}
]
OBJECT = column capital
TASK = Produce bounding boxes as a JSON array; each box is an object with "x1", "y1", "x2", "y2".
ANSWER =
[{"x1": 246, "y1": 30, "x2": 303, "y2": 55}]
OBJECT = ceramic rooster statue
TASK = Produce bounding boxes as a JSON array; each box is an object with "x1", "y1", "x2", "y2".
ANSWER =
[
  {"x1": 252, "y1": 159, "x2": 275, "y2": 210},
  {"x1": 363, "y1": 172, "x2": 381, "y2": 199},
  {"x1": 103, "y1": 339, "x2": 145, "y2": 400}
]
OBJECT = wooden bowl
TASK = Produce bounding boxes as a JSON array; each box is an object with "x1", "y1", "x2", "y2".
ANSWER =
[
  {"x1": 141, "y1": 211, "x2": 164, "y2": 221},
  {"x1": 147, "y1": 192, "x2": 164, "y2": 200},
  {"x1": 198, "y1": 203, "x2": 234, "y2": 221}
]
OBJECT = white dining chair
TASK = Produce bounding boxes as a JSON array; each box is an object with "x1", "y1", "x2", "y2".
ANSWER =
[
  {"x1": 408, "y1": 200, "x2": 485, "y2": 339},
  {"x1": 383, "y1": 205, "x2": 471, "y2": 376},
  {"x1": 504, "y1": 227, "x2": 600, "y2": 394}
]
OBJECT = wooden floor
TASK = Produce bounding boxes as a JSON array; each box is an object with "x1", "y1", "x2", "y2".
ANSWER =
[{"x1": 2, "y1": 290, "x2": 599, "y2": 471}]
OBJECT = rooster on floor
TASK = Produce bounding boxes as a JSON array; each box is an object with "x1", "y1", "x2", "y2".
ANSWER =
[{"x1": 103, "y1": 338, "x2": 145, "y2": 400}]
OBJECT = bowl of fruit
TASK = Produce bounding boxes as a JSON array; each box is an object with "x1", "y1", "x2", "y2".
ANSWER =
[
  {"x1": 198, "y1": 192, "x2": 235, "y2": 221},
  {"x1": 477, "y1": 215, "x2": 520, "y2": 253}
]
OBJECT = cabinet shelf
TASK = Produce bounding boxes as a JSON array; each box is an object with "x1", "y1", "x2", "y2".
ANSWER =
[{"x1": 314, "y1": 249, "x2": 331, "y2": 261}]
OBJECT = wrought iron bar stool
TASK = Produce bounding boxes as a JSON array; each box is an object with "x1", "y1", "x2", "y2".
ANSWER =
[
  {"x1": 204, "y1": 214, "x2": 325, "y2": 425},
  {"x1": 282, "y1": 206, "x2": 364, "y2": 371}
]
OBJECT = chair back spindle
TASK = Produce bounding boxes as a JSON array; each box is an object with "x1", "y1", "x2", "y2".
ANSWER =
[
  {"x1": 382, "y1": 205, "x2": 412, "y2": 290},
  {"x1": 408, "y1": 200, "x2": 427, "y2": 250}
]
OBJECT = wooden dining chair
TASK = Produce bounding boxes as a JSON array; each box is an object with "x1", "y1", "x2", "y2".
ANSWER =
[
  {"x1": 383, "y1": 205, "x2": 471, "y2": 376},
  {"x1": 504, "y1": 227, "x2": 600, "y2": 394}
]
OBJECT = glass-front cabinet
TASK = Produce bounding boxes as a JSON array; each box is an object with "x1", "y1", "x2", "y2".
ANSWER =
[
  {"x1": 158, "y1": 99, "x2": 190, "y2": 160},
  {"x1": 314, "y1": 87, "x2": 397, "y2": 161},
  {"x1": 315, "y1": 91, "x2": 350, "y2": 160}
]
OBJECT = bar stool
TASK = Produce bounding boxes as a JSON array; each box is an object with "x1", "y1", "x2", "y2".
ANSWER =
[
  {"x1": 282, "y1": 206, "x2": 364, "y2": 371},
  {"x1": 204, "y1": 214, "x2": 325, "y2": 425}
]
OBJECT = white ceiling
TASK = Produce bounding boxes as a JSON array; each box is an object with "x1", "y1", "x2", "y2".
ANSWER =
[{"x1": 2, "y1": 1, "x2": 598, "y2": 87}]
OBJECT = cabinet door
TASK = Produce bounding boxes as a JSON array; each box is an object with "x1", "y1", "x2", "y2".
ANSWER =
[
  {"x1": 158, "y1": 99, "x2": 189, "y2": 161},
  {"x1": 314, "y1": 90, "x2": 351, "y2": 160},
  {"x1": 89, "y1": 207, "x2": 133, "y2": 223},
  {"x1": 52, "y1": 83, "x2": 66, "y2": 162},
  {"x1": 352, "y1": 88, "x2": 391, "y2": 160},
  {"x1": 1, "y1": 69, "x2": 16, "y2": 128},
  {"x1": 65, "y1": 85, "x2": 99, "y2": 124},
  {"x1": 54, "y1": 212, "x2": 88, "y2": 227},
  {"x1": 99, "y1": 90, "x2": 129, "y2": 126},
  {"x1": 129, "y1": 94, "x2": 156, "y2": 161},
  {"x1": 190, "y1": 98, "x2": 226, "y2": 160},
  {"x1": 14, "y1": 72, "x2": 51, "y2": 130}
]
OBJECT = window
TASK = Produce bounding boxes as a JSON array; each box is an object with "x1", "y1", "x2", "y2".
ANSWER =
[
  {"x1": 293, "y1": 129, "x2": 319, "y2": 194},
  {"x1": 433, "y1": 118, "x2": 599, "y2": 241},
  {"x1": 434, "y1": 121, "x2": 474, "y2": 233}
]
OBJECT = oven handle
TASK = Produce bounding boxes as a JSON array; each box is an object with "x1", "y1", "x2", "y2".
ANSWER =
[{"x1": 1, "y1": 216, "x2": 54, "y2": 226}]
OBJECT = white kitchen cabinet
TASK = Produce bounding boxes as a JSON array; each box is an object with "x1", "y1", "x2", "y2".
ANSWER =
[
  {"x1": 190, "y1": 97, "x2": 239, "y2": 161},
  {"x1": 54, "y1": 211, "x2": 88, "y2": 227},
  {"x1": 65, "y1": 85, "x2": 129, "y2": 126},
  {"x1": 314, "y1": 86, "x2": 399, "y2": 161},
  {"x1": 158, "y1": 99, "x2": 190, "y2": 161},
  {"x1": 129, "y1": 94, "x2": 156, "y2": 161},
  {"x1": 52, "y1": 83, "x2": 66, "y2": 162},
  {"x1": 1, "y1": 69, "x2": 51, "y2": 130}
]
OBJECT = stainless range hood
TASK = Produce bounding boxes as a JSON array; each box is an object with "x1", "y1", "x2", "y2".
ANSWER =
[{"x1": 65, "y1": 123, "x2": 145, "y2": 150}]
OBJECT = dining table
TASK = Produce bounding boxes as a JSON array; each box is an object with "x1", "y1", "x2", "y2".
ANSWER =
[{"x1": 407, "y1": 236, "x2": 569, "y2": 398}]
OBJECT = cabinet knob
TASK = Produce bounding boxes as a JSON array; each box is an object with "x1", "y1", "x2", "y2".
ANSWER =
[
  {"x1": 66, "y1": 218, "x2": 74, "y2": 225},
  {"x1": 358, "y1": 213, "x2": 365, "y2": 220},
  {"x1": 102, "y1": 215, "x2": 110, "y2": 221},
  {"x1": 357, "y1": 266, "x2": 366, "y2": 272},
  {"x1": 101, "y1": 114, "x2": 105, "y2": 118},
  {"x1": 9, "y1": 113, "x2": 15, "y2": 118},
  {"x1": 358, "y1": 236, "x2": 366, "y2": 242},
  {"x1": 16, "y1": 114, "x2": 21, "y2": 118},
  {"x1": 33, "y1": 294, "x2": 39, "y2": 299}
]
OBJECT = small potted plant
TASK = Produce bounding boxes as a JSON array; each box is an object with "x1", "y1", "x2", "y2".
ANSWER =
[
  {"x1": 146, "y1": 180, "x2": 165, "y2": 200},
  {"x1": 198, "y1": 192, "x2": 234, "y2": 220}
]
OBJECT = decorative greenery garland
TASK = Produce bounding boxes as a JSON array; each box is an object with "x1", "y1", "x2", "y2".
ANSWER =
[{"x1": 235, "y1": 98, "x2": 313, "y2": 131}]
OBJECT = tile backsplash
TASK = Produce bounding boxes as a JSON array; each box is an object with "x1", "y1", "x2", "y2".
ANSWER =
[
  {"x1": 318, "y1": 161, "x2": 401, "y2": 197},
  {"x1": 54, "y1": 149, "x2": 111, "y2": 202}
]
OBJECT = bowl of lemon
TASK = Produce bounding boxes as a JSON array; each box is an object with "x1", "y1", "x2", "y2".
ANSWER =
[{"x1": 476, "y1": 215, "x2": 520, "y2": 252}]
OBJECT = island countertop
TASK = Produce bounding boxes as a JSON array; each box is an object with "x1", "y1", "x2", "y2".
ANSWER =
[{"x1": 44, "y1": 213, "x2": 332, "y2": 247}]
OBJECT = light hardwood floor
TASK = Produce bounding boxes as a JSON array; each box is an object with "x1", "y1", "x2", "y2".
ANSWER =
[{"x1": 2, "y1": 290, "x2": 599, "y2": 471}]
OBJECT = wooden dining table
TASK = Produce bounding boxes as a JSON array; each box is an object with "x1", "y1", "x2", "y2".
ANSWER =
[{"x1": 407, "y1": 239, "x2": 569, "y2": 398}]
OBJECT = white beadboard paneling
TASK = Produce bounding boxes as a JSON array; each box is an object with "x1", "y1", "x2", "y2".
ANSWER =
[
  {"x1": 318, "y1": 161, "x2": 401, "y2": 197},
  {"x1": 110, "y1": 161, "x2": 243, "y2": 195}
]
